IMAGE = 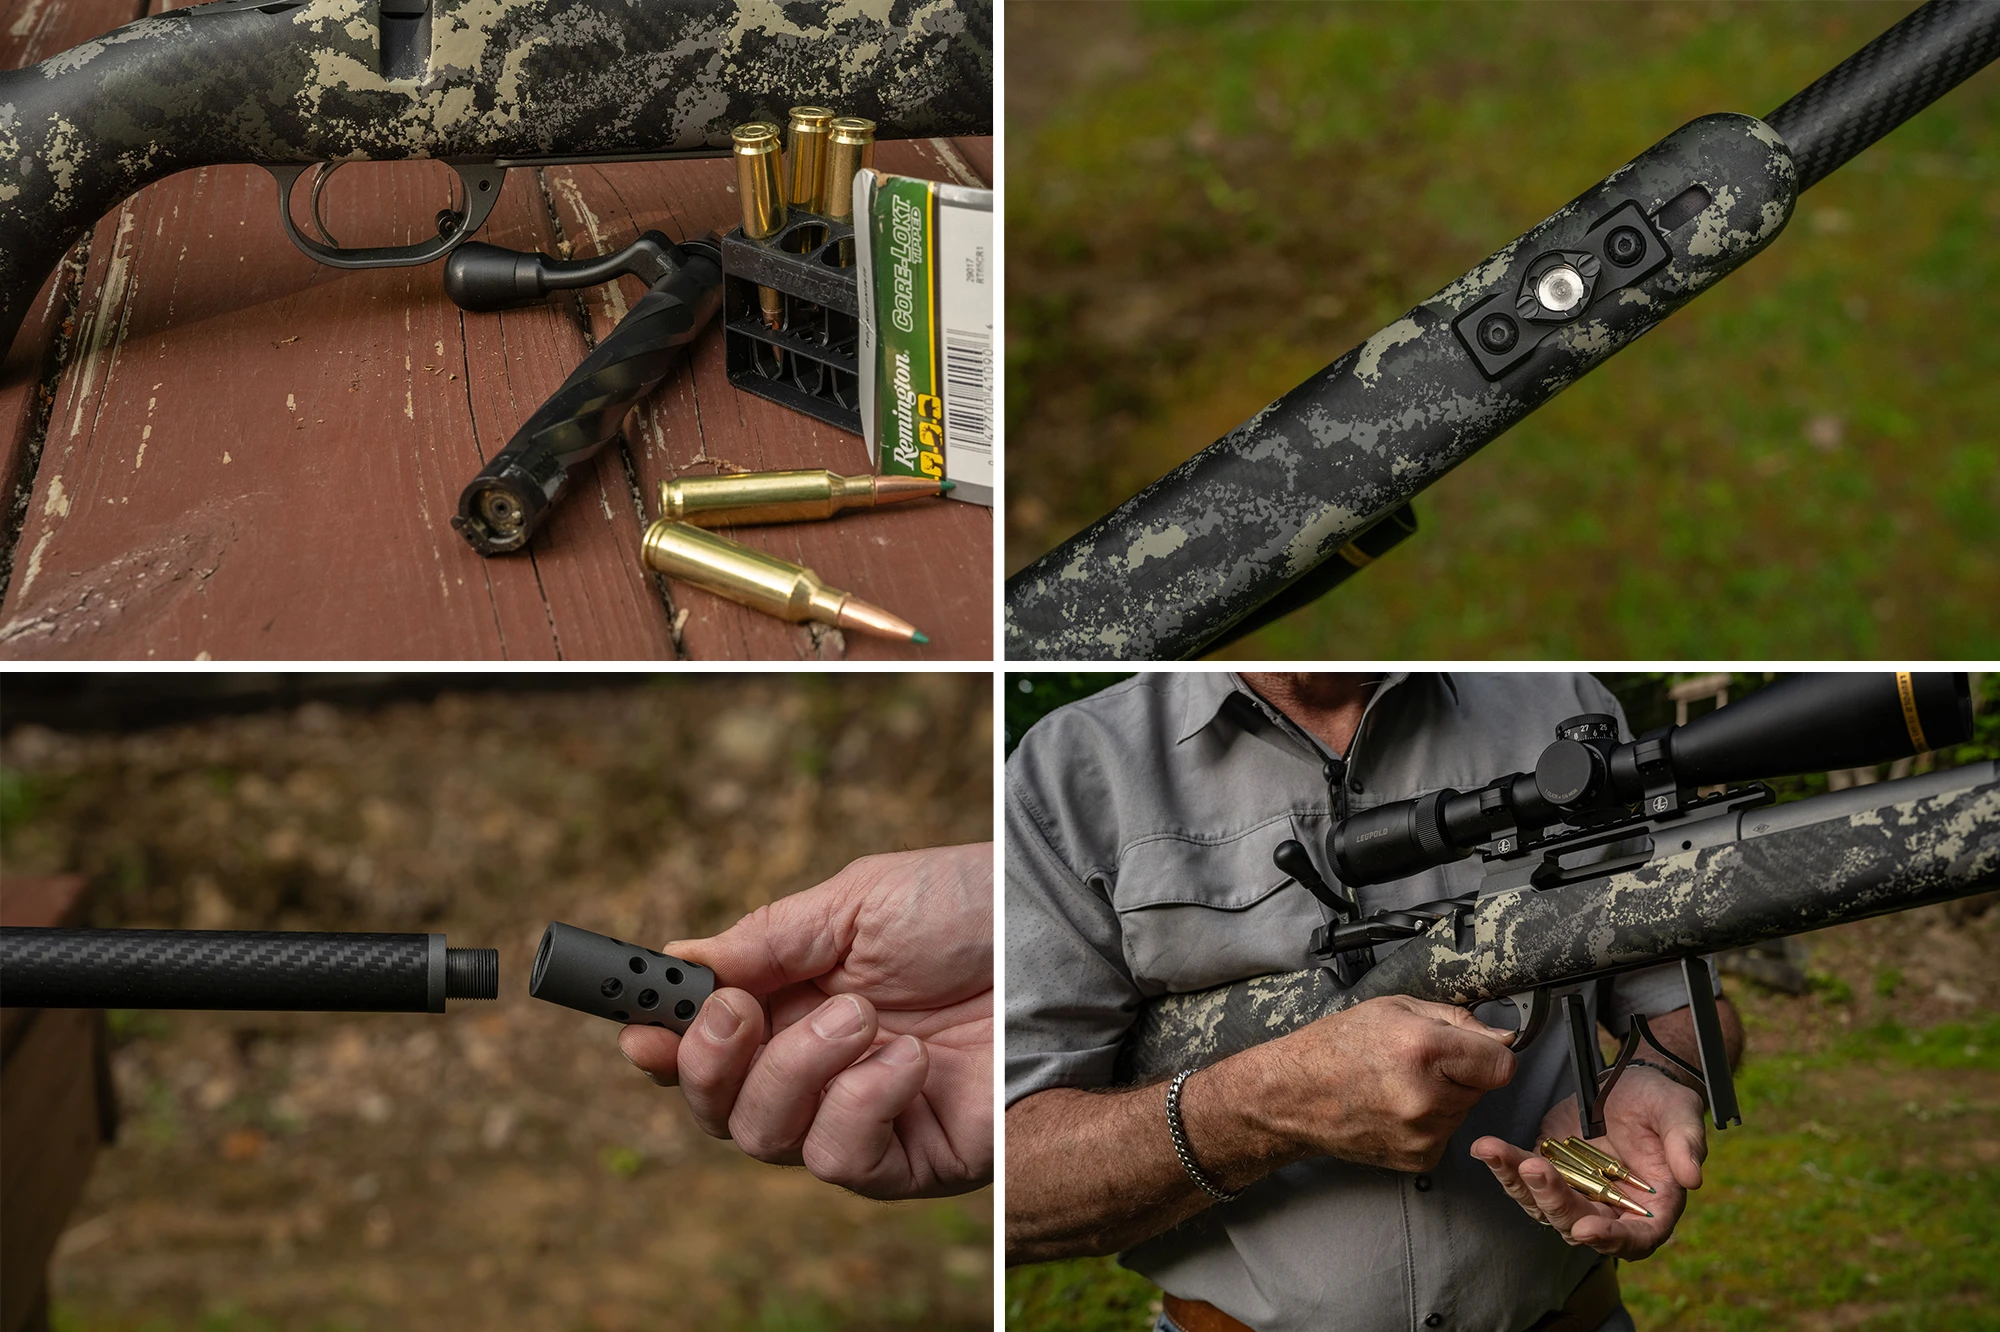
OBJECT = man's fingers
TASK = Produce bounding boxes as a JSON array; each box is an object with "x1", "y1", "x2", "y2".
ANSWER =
[
  {"x1": 1432, "y1": 1026, "x2": 1518, "y2": 1091},
  {"x1": 619, "y1": 1023, "x2": 682, "y2": 1086},
  {"x1": 727, "y1": 993, "x2": 881, "y2": 1163},
  {"x1": 1428, "y1": 1001, "x2": 1519, "y2": 1046},
  {"x1": 1666, "y1": 1125, "x2": 1706, "y2": 1191},
  {"x1": 675, "y1": 989, "x2": 766, "y2": 1139},
  {"x1": 1516, "y1": 1156, "x2": 1615, "y2": 1241},
  {"x1": 1470, "y1": 1137, "x2": 1548, "y2": 1221},
  {"x1": 800, "y1": 1034, "x2": 930, "y2": 1197}
]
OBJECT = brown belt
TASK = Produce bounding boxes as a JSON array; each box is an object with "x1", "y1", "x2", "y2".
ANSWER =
[{"x1": 1161, "y1": 1260, "x2": 1620, "y2": 1332}]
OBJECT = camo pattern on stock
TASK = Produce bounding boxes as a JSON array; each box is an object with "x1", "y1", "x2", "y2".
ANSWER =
[
  {"x1": 1116, "y1": 765, "x2": 2000, "y2": 1084},
  {"x1": 0, "y1": 0, "x2": 993, "y2": 341},
  {"x1": 1005, "y1": 113, "x2": 1795, "y2": 660}
]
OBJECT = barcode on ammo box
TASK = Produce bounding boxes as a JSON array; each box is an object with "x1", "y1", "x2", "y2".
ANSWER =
[{"x1": 942, "y1": 328, "x2": 993, "y2": 451}]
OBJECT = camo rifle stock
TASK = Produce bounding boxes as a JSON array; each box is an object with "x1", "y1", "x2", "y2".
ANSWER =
[
  {"x1": 1116, "y1": 761, "x2": 2000, "y2": 1084},
  {"x1": 0, "y1": 0, "x2": 993, "y2": 348},
  {"x1": 1004, "y1": 0, "x2": 2000, "y2": 659}
]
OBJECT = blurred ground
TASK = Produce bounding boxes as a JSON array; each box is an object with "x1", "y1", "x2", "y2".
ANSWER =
[
  {"x1": 1005, "y1": 1, "x2": 2000, "y2": 657},
  {"x1": 0, "y1": 675, "x2": 994, "y2": 1332}
]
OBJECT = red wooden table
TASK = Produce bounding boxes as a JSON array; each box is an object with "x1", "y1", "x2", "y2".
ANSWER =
[{"x1": 0, "y1": 1, "x2": 992, "y2": 661}]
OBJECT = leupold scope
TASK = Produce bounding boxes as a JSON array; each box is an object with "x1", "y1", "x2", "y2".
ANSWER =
[{"x1": 1330, "y1": 672, "x2": 1972, "y2": 889}]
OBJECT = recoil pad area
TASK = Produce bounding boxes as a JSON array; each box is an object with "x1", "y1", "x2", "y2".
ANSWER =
[
  {"x1": 1007, "y1": 113, "x2": 1798, "y2": 660},
  {"x1": 528, "y1": 921, "x2": 715, "y2": 1030}
]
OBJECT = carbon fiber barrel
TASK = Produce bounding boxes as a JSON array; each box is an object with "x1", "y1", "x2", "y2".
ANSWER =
[
  {"x1": 1766, "y1": 0, "x2": 2000, "y2": 193},
  {"x1": 0, "y1": 929, "x2": 499, "y2": 1012}
]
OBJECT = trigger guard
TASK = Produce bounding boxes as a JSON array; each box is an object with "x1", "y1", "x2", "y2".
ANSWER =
[
  {"x1": 1476, "y1": 986, "x2": 1553, "y2": 1050},
  {"x1": 267, "y1": 163, "x2": 507, "y2": 270}
]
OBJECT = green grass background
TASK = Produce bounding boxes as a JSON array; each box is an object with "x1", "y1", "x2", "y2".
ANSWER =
[
  {"x1": 1006, "y1": 1020, "x2": 2000, "y2": 1332},
  {"x1": 1005, "y1": 1, "x2": 2000, "y2": 657}
]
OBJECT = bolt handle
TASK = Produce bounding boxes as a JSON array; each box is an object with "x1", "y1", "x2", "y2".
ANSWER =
[
  {"x1": 442, "y1": 231, "x2": 686, "y2": 312},
  {"x1": 1274, "y1": 839, "x2": 1352, "y2": 920},
  {"x1": 528, "y1": 921, "x2": 716, "y2": 1031}
]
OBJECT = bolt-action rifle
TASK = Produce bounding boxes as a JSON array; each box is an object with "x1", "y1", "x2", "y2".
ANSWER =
[
  {"x1": 1005, "y1": 1, "x2": 2000, "y2": 659},
  {"x1": 1118, "y1": 673, "x2": 1996, "y2": 1140},
  {"x1": 0, "y1": 0, "x2": 993, "y2": 349}
]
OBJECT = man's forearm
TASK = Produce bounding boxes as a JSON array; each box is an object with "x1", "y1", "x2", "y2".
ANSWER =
[{"x1": 1005, "y1": 1051, "x2": 1301, "y2": 1263}]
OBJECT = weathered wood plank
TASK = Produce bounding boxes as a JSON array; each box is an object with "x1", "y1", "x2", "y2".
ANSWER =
[
  {"x1": 0, "y1": 158, "x2": 678, "y2": 659},
  {"x1": 543, "y1": 138, "x2": 994, "y2": 661},
  {"x1": 0, "y1": 0, "x2": 144, "y2": 566}
]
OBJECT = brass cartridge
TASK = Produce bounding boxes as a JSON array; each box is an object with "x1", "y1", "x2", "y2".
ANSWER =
[
  {"x1": 821, "y1": 117, "x2": 877, "y2": 220},
  {"x1": 640, "y1": 520, "x2": 927, "y2": 644},
  {"x1": 1538, "y1": 1142, "x2": 1653, "y2": 1217},
  {"x1": 732, "y1": 121, "x2": 787, "y2": 329},
  {"x1": 658, "y1": 470, "x2": 948, "y2": 527},
  {"x1": 786, "y1": 106, "x2": 836, "y2": 210},
  {"x1": 1561, "y1": 1135, "x2": 1657, "y2": 1194}
]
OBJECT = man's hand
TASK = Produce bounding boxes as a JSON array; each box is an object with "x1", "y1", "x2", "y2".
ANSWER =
[
  {"x1": 619, "y1": 843, "x2": 992, "y2": 1200},
  {"x1": 1471, "y1": 1066, "x2": 1707, "y2": 1258},
  {"x1": 1239, "y1": 995, "x2": 1521, "y2": 1174}
]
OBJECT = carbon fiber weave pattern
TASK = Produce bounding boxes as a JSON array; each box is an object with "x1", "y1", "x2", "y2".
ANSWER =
[
  {"x1": 0, "y1": 929, "x2": 433, "y2": 1011},
  {"x1": 1766, "y1": 0, "x2": 2000, "y2": 192}
]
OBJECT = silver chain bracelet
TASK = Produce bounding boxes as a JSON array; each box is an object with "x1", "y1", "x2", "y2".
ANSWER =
[{"x1": 1166, "y1": 1068, "x2": 1241, "y2": 1203}]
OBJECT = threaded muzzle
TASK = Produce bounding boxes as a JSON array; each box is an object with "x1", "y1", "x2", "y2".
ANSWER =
[{"x1": 446, "y1": 947, "x2": 500, "y2": 999}]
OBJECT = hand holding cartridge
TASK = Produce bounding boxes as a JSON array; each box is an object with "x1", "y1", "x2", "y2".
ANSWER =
[{"x1": 618, "y1": 843, "x2": 993, "y2": 1200}]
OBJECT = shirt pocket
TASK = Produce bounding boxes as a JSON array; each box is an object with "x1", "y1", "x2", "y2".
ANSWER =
[{"x1": 1109, "y1": 815, "x2": 1327, "y2": 995}]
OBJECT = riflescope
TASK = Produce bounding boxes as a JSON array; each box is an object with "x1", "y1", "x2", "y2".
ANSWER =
[
  {"x1": 0, "y1": 929, "x2": 498, "y2": 1012},
  {"x1": 1330, "y1": 672, "x2": 1971, "y2": 889}
]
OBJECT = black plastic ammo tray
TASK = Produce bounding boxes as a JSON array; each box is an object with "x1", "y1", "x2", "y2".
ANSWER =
[{"x1": 720, "y1": 211, "x2": 864, "y2": 433}]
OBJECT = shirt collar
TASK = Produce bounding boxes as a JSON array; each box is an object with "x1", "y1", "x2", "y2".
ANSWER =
[{"x1": 1172, "y1": 671, "x2": 1454, "y2": 746}]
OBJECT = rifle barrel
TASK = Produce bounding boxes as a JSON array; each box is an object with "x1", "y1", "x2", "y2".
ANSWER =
[
  {"x1": 0, "y1": 929, "x2": 499, "y2": 1013},
  {"x1": 1766, "y1": 0, "x2": 2000, "y2": 193}
]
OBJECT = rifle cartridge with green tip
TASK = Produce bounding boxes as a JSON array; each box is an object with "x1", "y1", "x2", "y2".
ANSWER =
[
  {"x1": 1562, "y1": 1136, "x2": 1657, "y2": 1194},
  {"x1": 658, "y1": 471, "x2": 947, "y2": 527},
  {"x1": 732, "y1": 122, "x2": 787, "y2": 329},
  {"x1": 787, "y1": 107, "x2": 836, "y2": 210},
  {"x1": 640, "y1": 520, "x2": 926, "y2": 644},
  {"x1": 822, "y1": 118, "x2": 877, "y2": 220},
  {"x1": 1544, "y1": 1157, "x2": 1653, "y2": 1218}
]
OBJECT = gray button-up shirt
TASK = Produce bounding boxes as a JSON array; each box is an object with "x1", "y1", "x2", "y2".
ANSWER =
[{"x1": 1007, "y1": 673, "x2": 1713, "y2": 1332}]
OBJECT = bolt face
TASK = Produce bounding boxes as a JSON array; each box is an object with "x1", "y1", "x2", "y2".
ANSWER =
[
  {"x1": 1536, "y1": 264, "x2": 1586, "y2": 313},
  {"x1": 1477, "y1": 313, "x2": 1519, "y2": 353},
  {"x1": 1606, "y1": 225, "x2": 1645, "y2": 265}
]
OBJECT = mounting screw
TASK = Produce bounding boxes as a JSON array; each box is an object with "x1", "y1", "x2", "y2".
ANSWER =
[
  {"x1": 1606, "y1": 225, "x2": 1645, "y2": 266},
  {"x1": 1477, "y1": 313, "x2": 1518, "y2": 354},
  {"x1": 1535, "y1": 264, "x2": 1587, "y2": 314}
]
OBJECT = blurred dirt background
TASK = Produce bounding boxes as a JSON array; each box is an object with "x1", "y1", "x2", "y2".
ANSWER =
[
  {"x1": 0, "y1": 674, "x2": 994, "y2": 1332},
  {"x1": 1006, "y1": 1, "x2": 2000, "y2": 657}
]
